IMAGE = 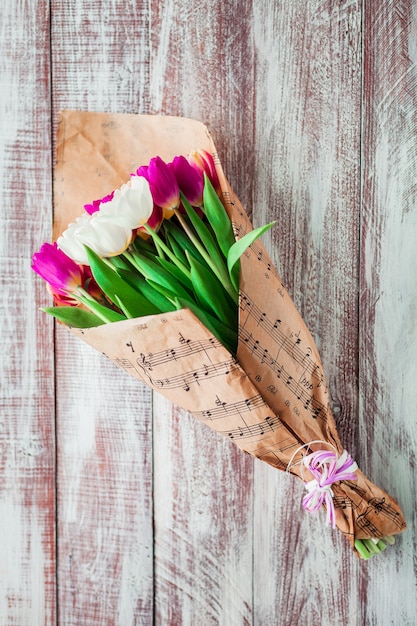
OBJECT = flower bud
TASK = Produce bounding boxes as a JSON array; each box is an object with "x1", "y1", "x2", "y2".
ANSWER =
[
  {"x1": 169, "y1": 155, "x2": 204, "y2": 206},
  {"x1": 137, "y1": 156, "x2": 180, "y2": 218},
  {"x1": 187, "y1": 149, "x2": 220, "y2": 193},
  {"x1": 99, "y1": 176, "x2": 154, "y2": 229},
  {"x1": 31, "y1": 242, "x2": 84, "y2": 294}
]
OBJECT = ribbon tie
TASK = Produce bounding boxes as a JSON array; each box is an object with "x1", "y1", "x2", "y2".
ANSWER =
[{"x1": 301, "y1": 449, "x2": 358, "y2": 528}]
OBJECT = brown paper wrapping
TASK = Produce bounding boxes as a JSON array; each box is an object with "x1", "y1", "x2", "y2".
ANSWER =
[{"x1": 54, "y1": 111, "x2": 406, "y2": 555}]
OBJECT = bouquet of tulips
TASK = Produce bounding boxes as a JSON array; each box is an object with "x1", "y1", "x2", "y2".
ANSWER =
[
  {"x1": 33, "y1": 112, "x2": 406, "y2": 560},
  {"x1": 33, "y1": 151, "x2": 271, "y2": 354}
]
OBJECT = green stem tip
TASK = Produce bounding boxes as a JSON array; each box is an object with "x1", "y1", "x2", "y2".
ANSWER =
[{"x1": 355, "y1": 535, "x2": 395, "y2": 560}]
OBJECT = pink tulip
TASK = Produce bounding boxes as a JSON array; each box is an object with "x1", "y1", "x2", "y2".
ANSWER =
[
  {"x1": 187, "y1": 149, "x2": 220, "y2": 193},
  {"x1": 84, "y1": 191, "x2": 115, "y2": 215},
  {"x1": 137, "y1": 157, "x2": 180, "y2": 218},
  {"x1": 169, "y1": 155, "x2": 204, "y2": 206},
  {"x1": 31, "y1": 242, "x2": 85, "y2": 295}
]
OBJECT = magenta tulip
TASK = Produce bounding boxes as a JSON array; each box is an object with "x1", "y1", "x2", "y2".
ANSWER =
[
  {"x1": 169, "y1": 155, "x2": 204, "y2": 206},
  {"x1": 136, "y1": 156, "x2": 180, "y2": 217},
  {"x1": 187, "y1": 149, "x2": 220, "y2": 193},
  {"x1": 32, "y1": 242, "x2": 85, "y2": 295},
  {"x1": 84, "y1": 191, "x2": 115, "y2": 215}
]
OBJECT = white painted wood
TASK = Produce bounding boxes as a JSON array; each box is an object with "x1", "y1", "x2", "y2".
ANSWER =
[
  {"x1": 1, "y1": 0, "x2": 416, "y2": 624},
  {"x1": 51, "y1": 2, "x2": 155, "y2": 623},
  {"x1": 0, "y1": 0, "x2": 56, "y2": 623},
  {"x1": 252, "y1": 2, "x2": 364, "y2": 622},
  {"x1": 153, "y1": 393, "x2": 253, "y2": 625},
  {"x1": 359, "y1": 2, "x2": 417, "y2": 623}
]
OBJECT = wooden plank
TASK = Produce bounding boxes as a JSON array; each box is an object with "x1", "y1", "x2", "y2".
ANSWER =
[
  {"x1": 0, "y1": 0, "x2": 56, "y2": 624},
  {"x1": 153, "y1": 396, "x2": 253, "y2": 625},
  {"x1": 50, "y1": 2, "x2": 154, "y2": 624},
  {"x1": 9, "y1": 0, "x2": 413, "y2": 624},
  {"x1": 252, "y1": 2, "x2": 363, "y2": 623},
  {"x1": 360, "y1": 1, "x2": 417, "y2": 623},
  {"x1": 148, "y1": 1, "x2": 256, "y2": 623}
]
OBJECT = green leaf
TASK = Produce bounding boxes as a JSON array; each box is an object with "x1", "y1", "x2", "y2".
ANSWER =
[
  {"x1": 227, "y1": 222, "x2": 275, "y2": 277},
  {"x1": 117, "y1": 270, "x2": 174, "y2": 313},
  {"x1": 132, "y1": 235, "x2": 157, "y2": 256},
  {"x1": 77, "y1": 295, "x2": 127, "y2": 323},
  {"x1": 85, "y1": 246, "x2": 160, "y2": 317},
  {"x1": 108, "y1": 255, "x2": 133, "y2": 272},
  {"x1": 146, "y1": 280, "x2": 181, "y2": 306},
  {"x1": 131, "y1": 254, "x2": 193, "y2": 302},
  {"x1": 186, "y1": 251, "x2": 237, "y2": 328},
  {"x1": 174, "y1": 297, "x2": 237, "y2": 355},
  {"x1": 182, "y1": 196, "x2": 227, "y2": 271},
  {"x1": 156, "y1": 256, "x2": 194, "y2": 293},
  {"x1": 164, "y1": 230, "x2": 189, "y2": 266},
  {"x1": 41, "y1": 306, "x2": 106, "y2": 328},
  {"x1": 203, "y1": 174, "x2": 235, "y2": 257},
  {"x1": 163, "y1": 219, "x2": 206, "y2": 266}
]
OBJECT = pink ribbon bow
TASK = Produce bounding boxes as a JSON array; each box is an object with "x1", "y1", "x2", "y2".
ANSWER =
[{"x1": 302, "y1": 449, "x2": 358, "y2": 528}]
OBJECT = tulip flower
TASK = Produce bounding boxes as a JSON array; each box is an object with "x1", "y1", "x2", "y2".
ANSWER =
[
  {"x1": 31, "y1": 242, "x2": 85, "y2": 296},
  {"x1": 136, "y1": 202, "x2": 163, "y2": 237},
  {"x1": 136, "y1": 156, "x2": 180, "y2": 218},
  {"x1": 169, "y1": 155, "x2": 204, "y2": 206},
  {"x1": 98, "y1": 176, "x2": 155, "y2": 230},
  {"x1": 76, "y1": 213, "x2": 134, "y2": 260},
  {"x1": 57, "y1": 214, "x2": 94, "y2": 265},
  {"x1": 187, "y1": 149, "x2": 220, "y2": 193},
  {"x1": 84, "y1": 191, "x2": 115, "y2": 215},
  {"x1": 57, "y1": 213, "x2": 133, "y2": 265}
]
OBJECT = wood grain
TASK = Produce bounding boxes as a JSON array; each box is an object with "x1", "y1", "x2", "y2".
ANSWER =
[
  {"x1": 1, "y1": 0, "x2": 416, "y2": 624},
  {"x1": 0, "y1": 0, "x2": 56, "y2": 624},
  {"x1": 360, "y1": 2, "x2": 417, "y2": 623},
  {"x1": 253, "y1": 2, "x2": 363, "y2": 623},
  {"x1": 148, "y1": 3, "x2": 256, "y2": 624},
  {"x1": 51, "y1": 2, "x2": 154, "y2": 624}
]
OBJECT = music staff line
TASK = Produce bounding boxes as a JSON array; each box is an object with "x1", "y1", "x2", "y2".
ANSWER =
[
  {"x1": 239, "y1": 326, "x2": 327, "y2": 421},
  {"x1": 193, "y1": 394, "x2": 269, "y2": 422},
  {"x1": 239, "y1": 292, "x2": 324, "y2": 385},
  {"x1": 137, "y1": 358, "x2": 239, "y2": 391},
  {"x1": 221, "y1": 414, "x2": 282, "y2": 440},
  {"x1": 137, "y1": 335, "x2": 221, "y2": 371}
]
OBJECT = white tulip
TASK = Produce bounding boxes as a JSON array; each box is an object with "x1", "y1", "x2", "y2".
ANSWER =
[
  {"x1": 57, "y1": 212, "x2": 133, "y2": 264},
  {"x1": 99, "y1": 176, "x2": 153, "y2": 229},
  {"x1": 57, "y1": 213, "x2": 92, "y2": 265},
  {"x1": 77, "y1": 213, "x2": 133, "y2": 259}
]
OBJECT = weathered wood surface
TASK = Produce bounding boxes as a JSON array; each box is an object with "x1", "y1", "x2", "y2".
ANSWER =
[{"x1": 0, "y1": 1, "x2": 416, "y2": 624}]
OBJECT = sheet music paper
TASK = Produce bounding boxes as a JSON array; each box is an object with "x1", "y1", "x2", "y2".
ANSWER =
[{"x1": 54, "y1": 111, "x2": 406, "y2": 552}]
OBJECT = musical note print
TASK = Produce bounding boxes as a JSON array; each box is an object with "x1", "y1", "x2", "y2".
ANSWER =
[
  {"x1": 224, "y1": 414, "x2": 282, "y2": 440},
  {"x1": 239, "y1": 326, "x2": 327, "y2": 421},
  {"x1": 369, "y1": 498, "x2": 403, "y2": 528},
  {"x1": 138, "y1": 358, "x2": 239, "y2": 391},
  {"x1": 137, "y1": 334, "x2": 221, "y2": 371},
  {"x1": 193, "y1": 394, "x2": 269, "y2": 422},
  {"x1": 239, "y1": 293, "x2": 324, "y2": 383}
]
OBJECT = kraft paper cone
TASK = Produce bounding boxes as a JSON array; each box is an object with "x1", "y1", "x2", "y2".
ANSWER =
[{"x1": 54, "y1": 111, "x2": 406, "y2": 555}]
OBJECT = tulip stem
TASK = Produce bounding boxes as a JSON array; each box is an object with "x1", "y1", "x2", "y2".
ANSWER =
[
  {"x1": 122, "y1": 251, "x2": 144, "y2": 275},
  {"x1": 173, "y1": 208, "x2": 238, "y2": 303},
  {"x1": 143, "y1": 224, "x2": 192, "y2": 280},
  {"x1": 75, "y1": 288, "x2": 119, "y2": 324},
  {"x1": 354, "y1": 535, "x2": 395, "y2": 559}
]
